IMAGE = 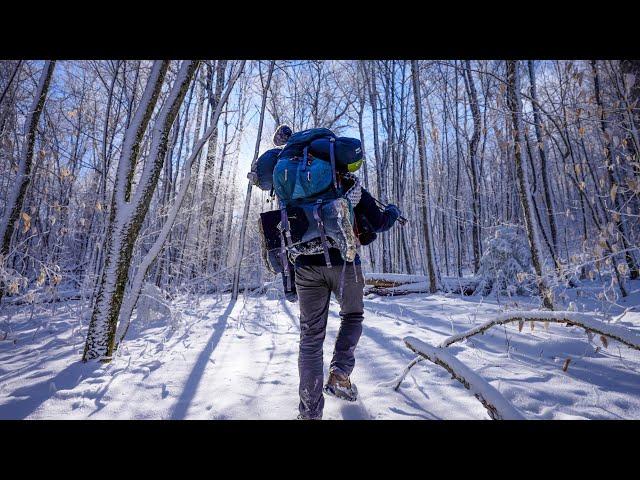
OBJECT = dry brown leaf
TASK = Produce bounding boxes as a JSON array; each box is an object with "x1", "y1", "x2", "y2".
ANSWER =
[
  {"x1": 21, "y1": 212, "x2": 31, "y2": 233},
  {"x1": 36, "y1": 269, "x2": 46, "y2": 287},
  {"x1": 8, "y1": 280, "x2": 19, "y2": 294},
  {"x1": 610, "y1": 184, "x2": 618, "y2": 203},
  {"x1": 617, "y1": 263, "x2": 629, "y2": 275},
  {"x1": 600, "y1": 335, "x2": 608, "y2": 349}
]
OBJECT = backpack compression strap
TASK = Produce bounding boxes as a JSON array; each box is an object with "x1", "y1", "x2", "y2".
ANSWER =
[
  {"x1": 329, "y1": 137, "x2": 338, "y2": 190},
  {"x1": 279, "y1": 205, "x2": 293, "y2": 291},
  {"x1": 313, "y1": 200, "x2": 333, "y2": 269}
]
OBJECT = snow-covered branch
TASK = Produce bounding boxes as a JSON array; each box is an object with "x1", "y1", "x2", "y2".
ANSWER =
[
  {"x1": 404, "y1": 337, "x2": 525, "y2": 420},
  {"x1": 440, "y1": 311, "x2": 640, "y2": 350}
]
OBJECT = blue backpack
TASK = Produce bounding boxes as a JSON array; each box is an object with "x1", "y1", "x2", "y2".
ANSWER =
[{"x1": 257, "y1": 128, "x2": 363, "y2": 292}]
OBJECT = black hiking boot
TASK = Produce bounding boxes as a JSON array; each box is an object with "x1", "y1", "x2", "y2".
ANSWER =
[
  {"x1": 323, "y1": 371, "x2": 358, "y2": 402},
  {"x1": 296, "y1": 413, "x2": 321, "y2": 420}
]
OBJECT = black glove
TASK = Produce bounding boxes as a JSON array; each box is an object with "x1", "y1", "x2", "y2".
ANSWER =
[{"x1": 385, "y1": 204, "x2": 401, "y2": 223}]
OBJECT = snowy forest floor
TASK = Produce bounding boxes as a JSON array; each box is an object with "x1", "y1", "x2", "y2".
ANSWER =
[{"x1": 1, "y1": 279, "x2": 640, "y2": 420}]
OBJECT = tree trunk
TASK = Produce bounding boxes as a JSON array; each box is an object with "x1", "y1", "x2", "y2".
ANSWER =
[
  {"x1": 463, "y1": 60, "x2": 482, "y2": 274},
  {"x1": 231, "y1": 60, "x2": 275, "y2": 301},
  {"x1": 83, "y1": 61, "x2": 198, "y2": 362},
  {"x1": 411, "y1": 60, "x2": 438, "y2": 293},
  {"x1": 528, "y1": 60, "x2": 559, "y2": 261},
  {"x1": 505, "y1": 60, "x2": 554, "y2": 310},
  {"x1": 117, "y1": 61, "x2": 245, "y2": 342}
]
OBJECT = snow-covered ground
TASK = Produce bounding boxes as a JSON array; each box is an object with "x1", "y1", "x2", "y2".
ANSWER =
[{"x1": 1, "y1": 280, "x2": 640, "y2": 420}]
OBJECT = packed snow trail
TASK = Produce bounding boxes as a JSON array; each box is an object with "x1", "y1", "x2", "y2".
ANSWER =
[{"x1": 1, "y1": 282, "x2": 640, "y2": 419}]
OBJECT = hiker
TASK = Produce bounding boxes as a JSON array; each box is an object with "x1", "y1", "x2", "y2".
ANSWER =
[
  {"x1": 294, "y1": 174, "x2": 400, "y2": 419},
  {"x1": 252, "y1": 124, "x2": 402, "y2": 419}
]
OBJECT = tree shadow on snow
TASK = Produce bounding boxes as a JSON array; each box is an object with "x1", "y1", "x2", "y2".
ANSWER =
[
  {"x1": 169, "y1": 299, "x2": 236, "y2": 420},
  {"x1": 0, "y1": 360, "x2": 100, "y2": 419}
]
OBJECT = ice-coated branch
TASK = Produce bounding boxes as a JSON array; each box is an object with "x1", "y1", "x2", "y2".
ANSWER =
[
  {"x1": 404, "y1": 337, "x2": 525, "y2": 420},
  {"x1": 439, "y1": 311, "x2": 640, "y2": 350}
]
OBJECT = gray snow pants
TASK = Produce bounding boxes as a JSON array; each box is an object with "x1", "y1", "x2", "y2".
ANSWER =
[{"x1": 295, "y1": 264, "x2": 364, "y2": 419}]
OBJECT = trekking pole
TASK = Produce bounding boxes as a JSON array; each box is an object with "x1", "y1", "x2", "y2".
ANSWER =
[{"x1": 373, "y1": 197, "x2": 408, "y2": 226}]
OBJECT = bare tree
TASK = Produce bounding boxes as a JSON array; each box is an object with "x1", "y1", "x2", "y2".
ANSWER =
[
  {"x1": 83, "y1": 61, "x2": 199, "y2": 362},
  {"x1": 411, "y1": 60, "x2": 438, "y2": 293},
  {"x1": 505, "y1": 60, "x2": 554, "y2": 310}
]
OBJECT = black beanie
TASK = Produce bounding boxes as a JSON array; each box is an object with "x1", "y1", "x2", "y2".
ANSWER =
[{"x1": 273, "y1": 124, "x2": 293, "y2": 146}]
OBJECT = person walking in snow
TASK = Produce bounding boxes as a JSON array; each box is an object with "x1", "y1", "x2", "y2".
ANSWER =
[{"x1": 267, "y1": 126, "x2": 403, "y2": 419}]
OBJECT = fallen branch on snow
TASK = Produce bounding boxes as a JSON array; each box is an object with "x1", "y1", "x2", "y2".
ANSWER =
[
  {"x1": 365, "y1": 275, "x2": 477, "y2": 296},
  {"x1": 439, "y1": 310, "x2": 640, "y2": 350},
  {"x1": 404, "y1": 337, "x2": 525, "y2": 420},
  {"x1": 388, "y1": 310, "x2": 640, "y2": 419},
  {"x1": 365, "y1": 273, "x2": 429, "y2": 288}
]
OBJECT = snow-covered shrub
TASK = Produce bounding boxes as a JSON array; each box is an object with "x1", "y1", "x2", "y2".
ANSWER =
[
  {"x1": 475, "y1": 226, "x2": 535, "y2": 297},
  {"x1": 0, "y1": 254, "x2": 28, "y2": 297},
  {"x1": 135, "y1": 283, "x2": 181, "y2": 327}
]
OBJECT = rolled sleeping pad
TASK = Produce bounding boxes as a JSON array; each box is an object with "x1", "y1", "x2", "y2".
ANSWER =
[
  {"x1": 254, "y1": 148, "x2": 281, "y2": 191},
  {"x1": 309, "y1": 137, "x2": 364, "y2": 173}
]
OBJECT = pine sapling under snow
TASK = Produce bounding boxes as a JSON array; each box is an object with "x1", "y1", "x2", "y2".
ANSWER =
[{"x1": 475, "y1": 226, "x2": 535, "y2": 297}]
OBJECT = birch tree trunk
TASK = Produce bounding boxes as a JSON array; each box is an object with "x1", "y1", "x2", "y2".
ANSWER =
[
  {"x1": 411, "y1": 60, "x2": 438, "y2": 293},
  {"x1": 117, "y1": 61, "x2": 245, "y2": 342},
  {"x1": 505, "y1": 60, "x2": 554, "y2": 310},
  {"x1": 231, "y1": 60, "x2": 275, "y2": 301},
  {"x1": 83, "y1": 61, "x2": 198, "y2": 362}
]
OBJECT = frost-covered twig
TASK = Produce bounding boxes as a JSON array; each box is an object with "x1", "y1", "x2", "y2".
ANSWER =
[
  {"x1": 404, "y1": 337, "x2": 525, "y2": 420},
  {"x1": 376, "y1": 355, "x2": 424, "y2": 390},
  {"x1": 439, "y1": 310, "x2": 640, "y2": 351}
]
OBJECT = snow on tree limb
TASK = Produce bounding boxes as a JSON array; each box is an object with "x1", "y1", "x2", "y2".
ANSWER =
[
  {"x1": 439, "y1": 310, "x2": 640, "y2": 350},
  {"x1": 390, "y1": 310, "x2": 640, "y2": 419},
  {"x1": 404, "y1": 337, "x2": 525, "y2": 420},
  {"x1": 114, "y1": 61, "x2": 169, "y2": 207}
]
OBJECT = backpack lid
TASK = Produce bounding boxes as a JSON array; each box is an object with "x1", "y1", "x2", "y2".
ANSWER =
[{"x1": 279, "y1": 128, "x2": 336, "y2": 159}]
